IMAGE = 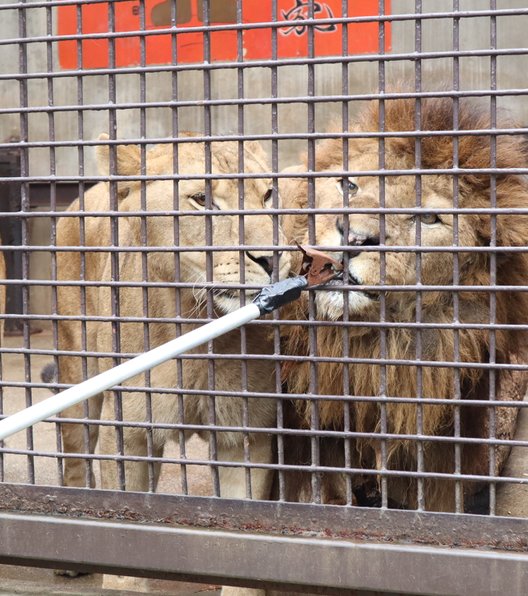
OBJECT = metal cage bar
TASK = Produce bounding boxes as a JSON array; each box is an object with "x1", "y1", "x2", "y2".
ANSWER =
[{"x1": 0, "y1": 1, "x2": 528, "y2": 593}]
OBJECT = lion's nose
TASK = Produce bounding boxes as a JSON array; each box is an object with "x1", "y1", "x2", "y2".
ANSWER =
[
  {"x1": 246, "y1": 251, "x2": 275, "y2": 276},
  {"x1": 336, "y1": 219, "x2": 379, "y2": 258}
]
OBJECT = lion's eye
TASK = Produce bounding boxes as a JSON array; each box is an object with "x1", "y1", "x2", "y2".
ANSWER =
[
  {"x1": 263, "y1": 188, "x2": 273, "y2": 207},
  {"x1": 189, "y1": 192, "x2": 219, "y2": 209},
  {"x1": 190, "y1": 192, "x2": 206, "y2": 206},
  {"x1": 419, "y1": 213, "x2": 441, "y2": 226},
  {"x1": 338, "y1": 178, "x2": 359, "y2": 197}
]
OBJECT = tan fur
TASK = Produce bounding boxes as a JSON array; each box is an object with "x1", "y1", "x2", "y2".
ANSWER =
[
  {"x1": 280, "y1": 97, "x2": 528, "y2": 511},
  {"x1": 55, "y1": 135, "x2": 290, "y2": 503}
]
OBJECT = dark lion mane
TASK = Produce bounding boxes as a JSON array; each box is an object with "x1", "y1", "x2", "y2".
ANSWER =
[{"x1": 280, "y1": 96, "x2": 528, "y2": 511}]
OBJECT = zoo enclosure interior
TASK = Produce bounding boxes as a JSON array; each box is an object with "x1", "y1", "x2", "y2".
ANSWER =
[{"x1": 1, "y1": 0, "x2": 528, "y2": 590}]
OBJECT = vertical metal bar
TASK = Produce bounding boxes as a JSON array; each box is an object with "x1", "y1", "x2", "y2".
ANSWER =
[
  {"x1": 138, "y1": 0, "x2": 156, "y2": 493},
  {"x1": 488, "y1": 0, "x2": 498, "y2": 516},
  {"x1": 270, "y1": 0, "x2": 285, "y2": 502},
  {"x1": 170, "y1": 0, "x2": 188, "y2": 496},
  {"x1": 306, "y1": 0, "x2": 321, "y2": 505},
  {"x1": 452, "y1": 0, "x2": 463, "y2": 514},
  {"x1": 377, "y1": 0, "x2": 388, "y2": 510},
  {"x1": 414, "y1": 0, "x2": 425, "y2": 512},
  {"x1": 340, "y1": 0, "x2": 353, "y2": 506},
  {"x1": 107, "y1": 0, "x2": 125, "y2": 490},
  {"x1": 201, "y1": 0, "x2": 220, "y2": 497},
  {"x1": 76, "y1": 0, "x2": 92, "y2": 489},
  {"x1": 45, "y1": 0, "x2": 62, "y2": 486},
  {"x1": 18, "y1": 0, "x2": 35, "y2": 485},
  {"x1": 235, "y1": 0, "x2": 252, "y2": 499}
]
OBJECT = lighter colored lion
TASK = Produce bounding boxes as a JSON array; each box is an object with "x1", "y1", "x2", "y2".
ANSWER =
[
  {"x1": 54, "y1": 135, "x2": 290, "y2": 530},
  {"x1": 280, "y1": 97, "x2": 528, "y2": 512}
]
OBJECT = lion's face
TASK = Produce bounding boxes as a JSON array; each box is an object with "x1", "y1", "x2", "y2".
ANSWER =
[
  {"x1": 106, "y1": 138, "x2": 290, "y2": 315},
  {"x1": 307, "y1": 142, "x2": 483, "y2": 321}
]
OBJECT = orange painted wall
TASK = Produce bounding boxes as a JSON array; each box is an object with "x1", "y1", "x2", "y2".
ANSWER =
[{"x1": 58, "y1": 0, "x2": 391, "y2": 69}]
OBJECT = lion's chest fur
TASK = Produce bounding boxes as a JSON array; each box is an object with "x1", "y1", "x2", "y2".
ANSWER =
[{"x1": 283, "y1": 316, "x2": 487, "y2": 438}]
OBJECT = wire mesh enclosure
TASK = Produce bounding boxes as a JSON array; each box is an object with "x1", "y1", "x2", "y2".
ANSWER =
[{"x1": 1, "y1": 1, "x2": 528, "y2": 594}]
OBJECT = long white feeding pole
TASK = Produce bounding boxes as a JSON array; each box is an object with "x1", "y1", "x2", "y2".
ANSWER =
[{"x1": 0, "y1": 276, "x2": 308, "y2": 443}]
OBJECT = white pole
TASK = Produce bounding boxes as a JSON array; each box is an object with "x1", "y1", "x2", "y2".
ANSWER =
[{"x1": 0, "y1": 303, "x2": 261, "y2": 442}]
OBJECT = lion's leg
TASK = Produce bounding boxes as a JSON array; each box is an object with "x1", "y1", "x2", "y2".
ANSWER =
[
  {"x1": 99, "y1": 392, "x2": 164, "y2": 593},
  {"x1": 217, "y1": 433, "x2": 273, "y2": 500},
  {"x1": 98, "y1": 392, "x2": 163, "y2": 492},
  {"x1": 56, "y1": 349, "x2": 103, "y2": 488},
  {"x1": 217, "y1": 434, "x2": 272, "y2": 596},
  {"x1": 99, "y1": 427, "x2": 162, "y2": 492},
  {"x1": 60, "y1": 394, "x2": 103, "y2": 488}
]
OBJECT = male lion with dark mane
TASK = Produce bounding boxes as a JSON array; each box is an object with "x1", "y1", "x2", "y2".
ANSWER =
[{"x1": 280, "y1": 97, "x2": 528, "y2": 512}]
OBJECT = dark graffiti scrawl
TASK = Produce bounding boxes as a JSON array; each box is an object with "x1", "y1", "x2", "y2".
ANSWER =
[{"x1": 280, "y1": 0, "x2": 337, "y2": 36}]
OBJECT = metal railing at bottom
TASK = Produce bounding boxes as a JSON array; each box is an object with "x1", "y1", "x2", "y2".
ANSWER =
[{"x1": 0, "y1": 483, "x2": 527, "y2": 595}]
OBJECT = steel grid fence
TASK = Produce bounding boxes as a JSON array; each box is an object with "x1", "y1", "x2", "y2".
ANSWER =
[{"x1": 0, "y1": 1, "x2": 528, "y2": 594}]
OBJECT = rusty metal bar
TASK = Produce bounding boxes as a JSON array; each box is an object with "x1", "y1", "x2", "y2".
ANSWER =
[
  {"x1": 2, "y1": 484, "x2": 528, "y2": 551},
  {"x1": 0, "y1": 489, "x2": 527, "y2": 595}
]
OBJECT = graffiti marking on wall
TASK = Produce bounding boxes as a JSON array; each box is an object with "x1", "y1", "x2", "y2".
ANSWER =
[{"x1": 280, "y1": 0, "x2": 337, "y2": 37}]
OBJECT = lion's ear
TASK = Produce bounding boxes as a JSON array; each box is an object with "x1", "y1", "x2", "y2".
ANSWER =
[
  {"x1": 244, "y1": 140, "x2": 269, "y2": 167},
  {"x1": 96, "y1": 133, "x2": 141, "y2": 177}
]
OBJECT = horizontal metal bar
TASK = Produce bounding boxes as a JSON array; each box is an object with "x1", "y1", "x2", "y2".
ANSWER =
[
  {"x1": 2, "y1": 165, "x2": 527, "y2": 183},
  {"x1": 2, "y1": 47, "x2": 528, "y2": 84},
  {"x1": 5, "y1": 244, "x2": 528, "y2": 257},
  {"x1": 0, "y1": 16, "x2": 397, "y2": 47},
  {"x1": 2, "y1": 88, "x2": 528, "y2": 116},
  {"x1": 5, "y1": 311, "x2": 528, "y2": 334},
  {"x1": 9, "y1": 207, "x2": 528, "y2": 219},
  {"x1": 0, "y1": 484, "x2": 527, "y2": 552},
  {"x1": 3, "y1": 276, "x2": 528, "y2": 295},
  {"x1": 0, "y1": 490, "x2": 527, "y2": 595},
  {"x1": 1, "y1": 126, "x2": 527, "y2": 153},
  {"x1": 1, "y1": 343, "x2": 526, "y2": 372},
  {"x1": 0, "y1": 448, "x2": 525, "y2": 485},
  {"x1": 0, "y1": 0, "x2": 528, "y2": 32},
  {"x1": 2, "y1": 0, "x2": 527, "y2": 25},
  {"x1": 1, "y1": 413, "x2": 526, "y2": 449},
  {"x1": 1, "y1": 376, "x2": 527, "y2": 411}
]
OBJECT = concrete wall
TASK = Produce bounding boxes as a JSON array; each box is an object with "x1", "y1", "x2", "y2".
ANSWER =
[
  {"x1": 2, "y1": 0, "x2": 528, "y2": 175},
  {"x1": 1, "y1": 0, "x2": 527, "y2": 313}
]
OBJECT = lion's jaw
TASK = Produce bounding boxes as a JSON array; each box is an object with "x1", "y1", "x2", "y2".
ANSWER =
[
  {"x1": 314, "y1": 276, "x2": 375, "y2": 321},
  {"x1": 208, "y1": 253, "x2": 291, "y2": 315},
  {"x1": 311, "y1": 222, "x2": 378, "y2": 321}
]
